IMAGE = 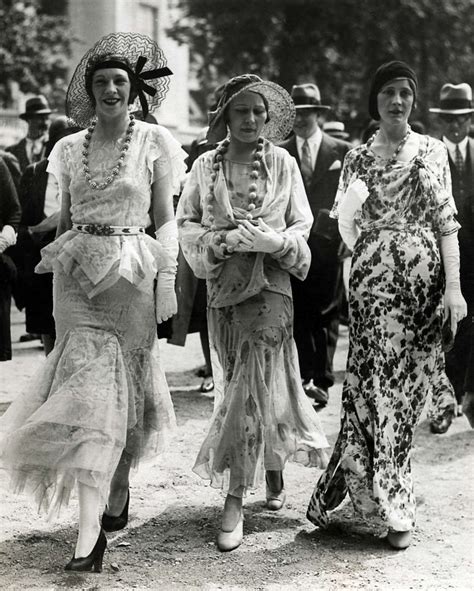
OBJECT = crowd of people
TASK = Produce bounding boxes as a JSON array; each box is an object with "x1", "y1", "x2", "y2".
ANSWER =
[{"x1": 0, "y1": 31, "x2": 472, "y2": 572}]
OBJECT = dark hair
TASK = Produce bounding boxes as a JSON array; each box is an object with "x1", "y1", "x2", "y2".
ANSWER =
[
  {"x1": 84, "y1": 53, "x2": 138, "y2": 106},
  {"x1": 368, "y1": 60, "x2": 418, "y2": 120}
]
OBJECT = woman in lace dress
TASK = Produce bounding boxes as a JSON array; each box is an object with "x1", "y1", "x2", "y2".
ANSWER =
[
  {"x1": 307, "y1": 61, "x2": 467, "y2": 549},
  {"x1": 0, "y1": 33, "x2": 186, "y2": 571},
  {"x1": 178, "y1": 75, "x2": 329, "y2": 552}
]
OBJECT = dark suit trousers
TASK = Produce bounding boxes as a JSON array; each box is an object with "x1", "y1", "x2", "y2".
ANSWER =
[{"x1": 291, "y1": 236, "x2": 343, "y2": 389}]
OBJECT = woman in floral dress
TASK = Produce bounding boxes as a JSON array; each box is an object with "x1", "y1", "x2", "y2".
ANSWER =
[
  {"x1": 0, "y1": 33, "x2": 186, "y2": 571},
  {"x1": 307, "y1": 61, "x2": 467, "y2": 549},
  {"x1": 178, "y1": 74, "x2": 329, "y2": 552}
]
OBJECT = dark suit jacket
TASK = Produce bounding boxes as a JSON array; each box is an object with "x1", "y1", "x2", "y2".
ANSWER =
[
  {"x1": 280, "y1": 132, "x2": 351, "y2": 267},
  {"x1": 446, "y1": 136, "x2": 474, "y2": 304},
  {"x1": 6, "y1": 137, "x2": 47, "y2": 173},
  {"x1": 0, "y1": 150, "x2": 21, "y2": 190}
]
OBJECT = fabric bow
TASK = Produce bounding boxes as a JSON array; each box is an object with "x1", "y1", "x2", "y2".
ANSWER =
[{"x1": 134, "y1": 56, "x2": 172, "y2": 118}]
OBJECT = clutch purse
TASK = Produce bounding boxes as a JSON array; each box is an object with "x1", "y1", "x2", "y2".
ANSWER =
[
  {"x1": 312, "y1": 208, "x2": 339, "y2": 241},
  {"x1": 441, "y1": 313, "x2": 455, "y2": 352}
]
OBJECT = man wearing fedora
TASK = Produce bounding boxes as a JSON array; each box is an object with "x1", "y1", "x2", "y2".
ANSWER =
[
  {"x1": 280, "y1": 83, "x2": 351, "y2": 406},
  {"x1": 6, "y1": 95, "x2": 52, "y2": 173},
  {"x1": 429, "y1": 82, "x2": 474, "y2": 433}
]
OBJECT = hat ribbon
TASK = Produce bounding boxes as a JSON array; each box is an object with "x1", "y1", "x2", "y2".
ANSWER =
[{"x1": 134, "y1": 56, "x2": 172, "y2": 117}]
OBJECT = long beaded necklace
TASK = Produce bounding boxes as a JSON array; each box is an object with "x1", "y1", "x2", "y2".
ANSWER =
[
  {"x1": 369, "y1": 124, "x2": 411, "y2": 166},
  {"x1": 82, "y1": 114, "x2": 135, "y2": 190},
  {"x1": 206, "y1": 136, "x2": 265, "y2": 231}
]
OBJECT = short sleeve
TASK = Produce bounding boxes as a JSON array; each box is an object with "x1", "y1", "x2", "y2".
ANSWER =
[
  {"x1": 424, "y1": 139, "x2": 460, "y2": 237},
  {"x1": 47, "y1": 137, "x2": 71, "y2": 194},
  {"x1": 146, "y1": 125, "x2": 188, "y2": 195}
]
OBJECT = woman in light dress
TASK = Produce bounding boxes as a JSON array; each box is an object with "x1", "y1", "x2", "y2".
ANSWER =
[
  {"x1": 0, "y1": 32, "x2": 187, "y2": 571},
  {"x1": 178, "y1": 74, "x2": 329, "y2": 552}
]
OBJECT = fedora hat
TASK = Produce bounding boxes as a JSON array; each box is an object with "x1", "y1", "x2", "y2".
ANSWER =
[
  {"x1": 291, "y1": 83, "x2": 330, "y2": 110},
  {"x1": 323, "y1": 121, "x2": 349, "y2": 139},
  {"x1": 429, "y1": 83, "x2": 474, "y2": 115},
  {"x1": 19, "y1": 95, "x2": 52, "y2": 120}
]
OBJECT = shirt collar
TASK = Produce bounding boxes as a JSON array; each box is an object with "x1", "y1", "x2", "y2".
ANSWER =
[{"x1": 443, "y1": 135, "x2": 468, "y2": 159}]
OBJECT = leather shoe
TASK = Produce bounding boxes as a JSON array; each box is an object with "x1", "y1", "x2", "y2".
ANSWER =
[
  {"x1": 217, "y1": 511, "x2": 243, "y2": 552},
  {"x1": 387, "y1": 530, "x2": 412, "y2": 549},
  {"x1": 303, "y1": 379, "x2": 329, "y2": 405},
  {"x1": 429, "y1": 410, "x2": 454, "y2": 434},
  {"x1": 266, "y1": 473, "x2": 286, "y2": 511},
  {"x1": 200, "y1": 376, "x2": 214, "y2": 393}
]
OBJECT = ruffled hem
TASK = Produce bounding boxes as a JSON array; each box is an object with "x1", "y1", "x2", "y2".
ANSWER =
[
  {"x1": 0, "y1": 326, "x2": 176, "y2": 516},
  {"x1": 36, "y1": 231, "x2": 174, "y2": 298}
]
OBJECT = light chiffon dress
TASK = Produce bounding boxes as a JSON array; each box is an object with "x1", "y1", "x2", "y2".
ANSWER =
[
  {"x1": 178, "y1": 140, "x2": 329, "y2": 497},
  {"x1": 0, "y1": 120, "x2": 187, "y2": 514}
]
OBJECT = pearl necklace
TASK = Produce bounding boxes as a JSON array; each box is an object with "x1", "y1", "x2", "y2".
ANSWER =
[
  {"x1": 82, "y1": 114, "x2": 135, "y2": 190},
  {"x1": 206, "y1": 137, "x2": 264, "y2": 232},
  {"x1": 369, "y1": 124, "x2": 411, "y2": 166}
]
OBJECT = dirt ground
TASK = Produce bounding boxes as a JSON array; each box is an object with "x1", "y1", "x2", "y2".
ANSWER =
[{"x1": 0, "y1": 310, "x2": 473, "y2": 590}]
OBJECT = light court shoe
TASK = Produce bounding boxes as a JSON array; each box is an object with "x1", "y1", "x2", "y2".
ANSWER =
[
  {"x1": 387, "y1": 530, "x2": 412, "y2": 550},
  {"x1": 216, "y1": 511, "x2": 243, "y2": 552},
  {"x1": 266, "y1": 474, "x2": 286, "y2": 511}
]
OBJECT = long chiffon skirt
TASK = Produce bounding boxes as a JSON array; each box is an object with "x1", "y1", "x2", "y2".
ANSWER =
[
  {"x1": 193, "y1": 291, "x2": 329, "y2": 497},
  {"x1": 0, "y1": 268, "x2": 176, "y2": 515}
]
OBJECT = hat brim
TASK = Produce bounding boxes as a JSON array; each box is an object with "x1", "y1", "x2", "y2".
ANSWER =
[
  {"x1": 66, "y1": 32, "x2": 171, "y2": 128},
  {"x1": 429, "y1": 107, "x2": 474, "y2": 115},
  {"x1": 207, "y1": 80, "x2": 296, "y2": 144},
  {"x1": 19, "y1": 109, "x2": 52, "y2": 119},
  {"x1": 294, "y1": 104, "x2": 331, "y2": 110}
]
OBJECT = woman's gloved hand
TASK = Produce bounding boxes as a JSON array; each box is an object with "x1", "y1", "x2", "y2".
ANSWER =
[{"x1": 155, "y1": 220, "x2": 178, "y2": 324}]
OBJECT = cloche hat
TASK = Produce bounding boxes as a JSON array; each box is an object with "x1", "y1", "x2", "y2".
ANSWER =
[
  {"x1": 20, "y1": 95, "x2": 52, "y2": 120},
  {"x1": 429, "y1": 83, "x2": 474, "y2": 115},
  {"x1": 66, "y1": 32, "x2": 172, "y2": 128},
  {"x1": 290, "y1": 84, "x2": 331, "y2": 110},
  {"x1": 207, "y1": 74, "x2": 295, "y2": 144}
]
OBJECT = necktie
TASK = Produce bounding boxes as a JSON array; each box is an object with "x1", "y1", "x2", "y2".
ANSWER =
[
  {"x1": 454, "y1": 144, "x2": 464, "y2": 174},
  {"x1": 300, "y1": 140, "x2": 313, "y2": 185}
]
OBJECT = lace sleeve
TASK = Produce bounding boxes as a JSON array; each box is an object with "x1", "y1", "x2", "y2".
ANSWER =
[
  {"x1": 46, "y1": 137, "x2": 71, "y2": 194},
  {"x1": 147, "y1": 125, "x2": 188, "y2": 195}
]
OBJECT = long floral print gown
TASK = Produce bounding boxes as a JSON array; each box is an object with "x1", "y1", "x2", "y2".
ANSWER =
[{"x1": 307, "y1": 133, "x2": 459, "y2": 532}]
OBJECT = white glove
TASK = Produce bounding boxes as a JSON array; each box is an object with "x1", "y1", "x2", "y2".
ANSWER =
[
  {"x1": 338, "y1": 179, "x2": 369, "y2": 250},
  {"x1": 0, "y1": 225, "x2": 16, "y2": 245},
  {"x1": 440, "y1": 232, "x2": 467, "y2": 334},
  {"x1": 155, "y1": 220, "x2": 179, "y2": 324}
]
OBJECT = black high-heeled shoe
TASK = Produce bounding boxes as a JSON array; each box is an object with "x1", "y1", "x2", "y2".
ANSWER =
[
  {"x1": 65, "y1": 529, "x2": 107, "y2": 573},
  {"x1": 102, "y1": 489, "x2": 130, "y2": 532}
]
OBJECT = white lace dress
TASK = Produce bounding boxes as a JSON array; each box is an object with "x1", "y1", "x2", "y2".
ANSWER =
[{"x1": 0, "y1": 120, "x2": 186, "y2": 514}]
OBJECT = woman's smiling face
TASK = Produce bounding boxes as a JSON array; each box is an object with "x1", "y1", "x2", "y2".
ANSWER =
[
  {"x1": 91, "y1": 67, "x2": 132, "y2": 119},
  {"x1": 226, "y1": 91, "x2": 267, "y2": 143}
]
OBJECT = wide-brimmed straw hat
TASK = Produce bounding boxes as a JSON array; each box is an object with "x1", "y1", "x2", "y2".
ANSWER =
[
  {"x1": 20, "y1": 95, "x2": 52, "y2": 120},
  {"x1": 291, "y1": 84, "x2": 331, "y2": 110},
  {"x1": 429, "y1": 83, "x2": 474, "y2": 115},
  {"x1": 66, "y1": 32, "x2": 172, "y2": 127},
  {"x1": 207, "y1": 74, "x2": 295, "y2": 144}
]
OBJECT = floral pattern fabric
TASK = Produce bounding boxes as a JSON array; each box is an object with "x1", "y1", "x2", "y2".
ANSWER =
[
  {"x1": 307, "y1": 134, "x2": 459, "y2": 532},
  {"x1": 0, "y1": 121, "x2": 186, "y2": 515},
  {"x1": 178, "y1": 143, "x2": 329, "y2": 498}
]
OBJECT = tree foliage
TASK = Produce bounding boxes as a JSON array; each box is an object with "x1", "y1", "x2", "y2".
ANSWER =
[
  {"x1": 0, "y1": 0, "x2": 70, "y2": 107},
  {"x1": 169, "y1": 0, "x2": 474, "y2": 134}
]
